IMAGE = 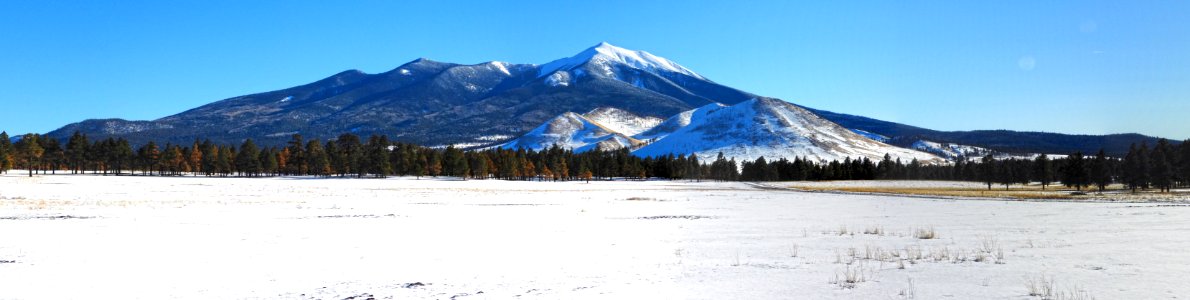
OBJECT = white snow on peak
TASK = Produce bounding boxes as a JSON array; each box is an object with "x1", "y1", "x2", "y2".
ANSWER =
[
  {"x1": 500, "y1": 112, "x2": 643, "y2": 152},
  {"x1": 398, "y1": 69, "x2": 412, "y2": 75},
  {"x1": 537, "y1": 42, "x2": 706, "y2": 80},
  {"x1": 632, "y1": 98, "x2": 945, "y2": 164},
  {"x1": 487, "y1": 61, "x2": 511, "y2": 76},
  {"x1": 279, "y1": 96, "x2": 293, "y2": 103},
  {"x1": 545, "y1": 70, "x2": 571, "y2": 87},
  {"x1": 582, "y1": 107, "x2": 663, "y2": 137}
]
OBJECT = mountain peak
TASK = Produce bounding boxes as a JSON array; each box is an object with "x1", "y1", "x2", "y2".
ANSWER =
[{"x1": 537, "y1": 42, "x2": 705, "y2": 80}]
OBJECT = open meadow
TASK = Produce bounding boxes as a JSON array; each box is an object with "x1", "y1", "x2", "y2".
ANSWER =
[{"x1": 2, "y1": 173, "x2": 1189, "y2": 299}]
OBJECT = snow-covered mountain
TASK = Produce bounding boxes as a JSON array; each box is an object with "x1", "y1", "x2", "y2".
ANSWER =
[
  {"x1": 582, "y1": 107, "x2": 663, "y2": 137},
  {"x1": 41, "y1": 42, "x2": 1165, "y2": 158},
  {"x1": 498, "y1": 112, "x2": 643, "y2": 152},
  {"x1": 48, "y1": 42, "x2": 754, "y2": 147},
  {"x1": 633, "y1": 98, "x2": 945, "y2": 164},
  {"x1": 538, "y1": 42, "x2": 706, "y2": 81}
]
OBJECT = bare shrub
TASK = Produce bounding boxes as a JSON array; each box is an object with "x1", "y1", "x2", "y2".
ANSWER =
[
  {"x1": 830, "y1": 264, "x2": 867, "y2": 289},
  {"x1": 898, "y1": 278, "x2": 916, "y2": 299},
  {"x1": 914, "y1": 226, "x2": 937, "y2": 239},
  {"x1": 863, "y1": 225, "x2": 884, "y2": 236},
  {"x1": 1025, "y1": 275, "x2": 1055, "y2": 298}
]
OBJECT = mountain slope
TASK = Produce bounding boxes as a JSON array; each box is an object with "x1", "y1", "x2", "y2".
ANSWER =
[
  {"x1": 40, "y1": 42, "x2": 1168, "y2": 159},
  {"x1": 633, "y1": 98, "x2": 944, "y2": 163},
  {"x1": 802, "y1": 106, "x2": 1170, "y2": 157},
  {"x1": 46, "y1": 43, "x2": 756, "y2": 147},
  {"x1": 498, "y1": 112, "x2": 642, "y2": 152},
  {"x1": 582, "y1": 107, "x2": 663, "y2": 137}
]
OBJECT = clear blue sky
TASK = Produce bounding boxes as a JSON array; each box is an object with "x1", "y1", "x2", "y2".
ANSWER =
[{"x1": 2, "y1": 1, "x2": 1188, "y2": 139}]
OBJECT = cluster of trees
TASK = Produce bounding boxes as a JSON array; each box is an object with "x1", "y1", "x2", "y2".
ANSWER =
[
  {"x1": 0, "y1": 132, "x2": 713, "y2": 181},
  {"x1": 723, "y1": 139, "x2": 1190, "y2": 193},
  {"x1": 2, "y1": 131, "x2": 1187, "y2": 193}
]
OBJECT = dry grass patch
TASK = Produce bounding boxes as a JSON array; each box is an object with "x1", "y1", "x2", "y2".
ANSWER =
[{"x1": 796, "y1": 186, "x2": 1076, "y2": 200}]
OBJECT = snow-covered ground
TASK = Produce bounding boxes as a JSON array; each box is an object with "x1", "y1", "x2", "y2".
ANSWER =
[{"x1": 2, "y1": 173, "x2": 1188, "y2": 299}]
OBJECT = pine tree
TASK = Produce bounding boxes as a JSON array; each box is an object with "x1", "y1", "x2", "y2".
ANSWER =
[
  {"x1": 1180, "y1": 140, "x2": 1190, "y2": 188},
  {"x1": 235, "y1": 139, "x2": 261, "y2": 177},
  {"x1": 365, "y1": 135, "x2": 392, "y2": 178},
  {"x1": 137, "y1": 141, "x2": 160, "y2": 175},
  {"x1": 66, "y1": 131, "x2": 89, "y2": 174},
  {"x1": 188, "y1": 140, "x2": 203, "y2": 176},
  {"x1": 306, "y1": 140, "x2": 330, "y2": 177},
  {"x1": 163, "y1": 144, "x2": 184, "y2": 176},
  {"x1": 14, "y1": 134, "x2": 43, "y2": 177},
  {"x1": 979, "y1": 154, "x2": 995, "y2": 190},
  {"x1": 1151, "y1": 139, "x2": 1175, "y2": 192},
  {"x1": 1089, "y1": 149, "x2": 1110, "y2": 192},
  {"x1": 260, "y1": 148, "x2": 278, "y2": 176},
  {"x1": 286, "y1": 134, "x2": 306, "y2": 175},
  {"x1": 217, "y1": 146, "x2": 234, "y2": 177},
  {"x1": 412, "y1": 151, "x2": 427, "y2": 179},
  {"x1": 1061, "y1": 152, "x2": 1089, "y2": 191},
  {"x1": 0, "y1": 131, "x2": 11, "y2": 174},
  {"x1": 1033, "y1": 154, "x2": 1053, "y2": 190},
  {"x1": 40, "y1": 137, "x2": 63, "y2": 175}
]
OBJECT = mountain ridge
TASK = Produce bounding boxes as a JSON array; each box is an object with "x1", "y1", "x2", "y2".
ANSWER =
[{"x1": 41, "y1": 42, "x2": 1169, "y2": 159}]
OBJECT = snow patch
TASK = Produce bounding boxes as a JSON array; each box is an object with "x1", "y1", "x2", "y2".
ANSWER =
[
  {"x1": 850, "y1": 129, "x2": 888, "y2": 142},
  {"x1": 582, "y1": 107, "x2": 662, "y2": 137},
  {"x1": 537, "y1": 42, "x2": 705, "y2": 80},
  {"x1": 500, "y1": 112, "x2": 642, "y2": 152},
  {"x1": 633, "y1": 98, "x2": 944, "y2": 164},
  {"x1": 545, "y1": 71, "x2": 571, "y2": 87}
]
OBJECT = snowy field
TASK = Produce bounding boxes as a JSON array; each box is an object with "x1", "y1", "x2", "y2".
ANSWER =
[{"x1": 2, "y1": 173, "x2": 1189, "y2": 299}]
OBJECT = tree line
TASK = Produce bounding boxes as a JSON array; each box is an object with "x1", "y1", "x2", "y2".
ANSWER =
[
  {"x1": 1, "y1": 131, "x2": 1187, "y2": 192},
  {"x1": 0, "y1": 131, "x2": 708, "y2": 182},
  {"x1": 727, "y1": 139, "x2": 1189, "y2": 192}
]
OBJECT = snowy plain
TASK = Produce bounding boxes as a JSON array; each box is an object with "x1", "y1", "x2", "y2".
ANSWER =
[{"x1": 1, "y1": 173, "x2": 1188, "y2": 299}]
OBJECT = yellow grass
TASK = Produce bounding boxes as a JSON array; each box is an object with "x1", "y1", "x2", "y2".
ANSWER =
[
  {"x1": 796, "y1": 186, "x2": 1076, "y2": 199},
  {"x1": 791, "y1": 182, "x2": 1190, "y2": 201}
]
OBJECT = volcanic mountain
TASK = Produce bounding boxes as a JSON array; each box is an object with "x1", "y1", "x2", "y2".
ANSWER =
[{"x1": 44, "y1": 42, "x2": 1166, "y2": 158}]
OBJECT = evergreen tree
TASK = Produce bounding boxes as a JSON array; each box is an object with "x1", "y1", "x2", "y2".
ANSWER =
[
  {"x1": 336, "y1": 133, "x2": 363, "y2": 177},
  {"x1": 286, "y1": 134, "x2": 307, "y2": 175},
  {"x1": 1123, "y1": 143, "x2": 1151, "y2": 192},
  {"x1": 412, "y1": 151, "x2": 427, "y2": 179},
  {"x1": 442, "y1": 145, "x2": 468, "y2": 178},
  {"x1": 979, "y1": 154, "x2": 995, "y2": 190},
  {"x1": 1089, "y1": 149, "x2": 1111, "y2": 192},
  {"x1": 325, "y1": 141, "x2": 344, "y2": 176},
  {"x1": 40, "y1": 137, "x2": 64, "y2": 175},
  {"x1": 235, "y1": 139, "x2": 261, "y2": 177},
  {"x1": 188, "y1": 140, "x2": 203, "y2": 176},
  {"x1": 0, "y1": 131, "x2": 11, "y2": 174},
  {"x1": 1151, "y1": 139, "x2": 1175, "y2": 192},
  {"x1": 65, "y1": 131, "x2": 89, "y2": 174},
  {"x1": 364, "y1": 135, "x2": 392, "y2": 178},
  {"x1": 306, "y1": 140, "x2": 330, "y2": 176},
  {"x1": 1061, "y1": 152, "x2": 1089, "y2": 191},
  {"x1": 259, "y1": 148, "x2": 278, "y2": 176},
  {"x1": 1180, "y1": 140, "x2": 1190, "y2": 188},
  {"x1": 162, "y1": 144, "x2": 184, "y2": 175},
  {"x1": 14, "y1": 134, "x2": 43, "y2": 177},
  {"x1": 1033, "y1": 154, "x2": 1053, "y2": 190},
  {"x1": 137, "y1": 141, "x2": 161, "y2": 175}
]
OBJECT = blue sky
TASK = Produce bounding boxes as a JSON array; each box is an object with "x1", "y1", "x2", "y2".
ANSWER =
[{"x1": 2, "y1": 1, "x2": 1188, "y2": 139}]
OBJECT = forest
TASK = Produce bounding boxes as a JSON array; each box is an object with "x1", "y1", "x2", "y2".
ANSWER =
[{"x1": 2, "y1": 131, "x2": 1188, "y2": 192}]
